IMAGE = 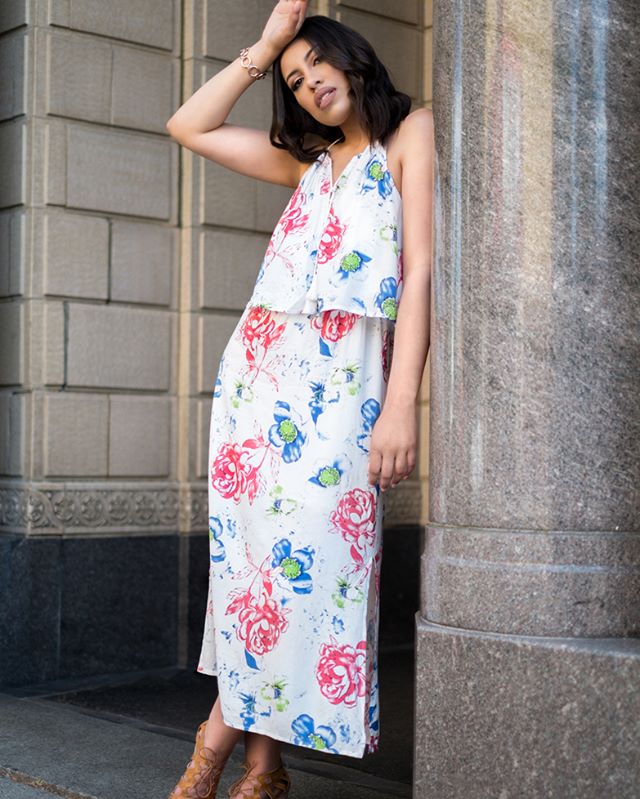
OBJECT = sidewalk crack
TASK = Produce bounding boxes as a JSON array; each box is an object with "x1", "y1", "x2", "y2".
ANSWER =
[{"x1": 0, "y1": 767, "x2": 98, "y2": 799}]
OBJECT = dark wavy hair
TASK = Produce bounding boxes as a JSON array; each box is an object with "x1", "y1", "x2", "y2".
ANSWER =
[{"x1": 270, "y1": 15, "x2": 412, "y2": 162}]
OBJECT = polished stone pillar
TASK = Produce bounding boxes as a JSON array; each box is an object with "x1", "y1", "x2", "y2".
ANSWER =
[{"x1": 414, "y1": 2, "x2": 640, "y2": 796}]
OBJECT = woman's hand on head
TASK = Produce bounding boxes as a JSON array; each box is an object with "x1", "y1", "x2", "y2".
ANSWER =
[{"x1": 261, "y1": 0, "x2": 309, "y2": 54}]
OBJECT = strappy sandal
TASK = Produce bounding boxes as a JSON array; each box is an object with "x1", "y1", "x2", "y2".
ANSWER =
[
  {"x1": 169, "y1": 719, "x2": 227, "y2": 798},
  {"x1": 227, "y1": 757, "x2": 291, "y2": 798}
]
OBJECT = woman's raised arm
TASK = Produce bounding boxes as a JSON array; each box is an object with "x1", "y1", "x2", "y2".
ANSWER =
[{"x1": 165, "y1": 0, "x2": 309, "y2": 188}]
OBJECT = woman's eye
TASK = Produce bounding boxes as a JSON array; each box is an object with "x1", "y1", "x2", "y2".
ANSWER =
[{"x1": 292, "y1": 77, "x2": 302, "y2": 91}]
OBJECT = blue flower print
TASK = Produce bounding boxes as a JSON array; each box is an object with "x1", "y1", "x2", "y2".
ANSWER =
[
  {"x1": 239, "y1": 692, "x2": 257, "y2": 730},
  {"x1": 308, "y1": 381, "x2": 340, "y2": 440},
  {"x1": 357, "y1": 398, "x2": 381, "y2": 453},
  {"x1": 368, "y1": 666, "x2": 380, "y2": 735},
  {"x1": 268, "y1": 400, "x2": 307, "y2": 462},
  {"x1": 308, "y1": 452, "x2": 352, "y2": 488},
  {"x1": 272, "y1": 538, "x2": 315, "y2": 594},
  {"x1": 308, "y1": 451, "x2": 348, "y2": 489},
  {"x1": 291, "y1": 714, "x2": 339, "y2": 752},
  {"x1": 339, "y1": 723, "x2": 351, "y2": 743},
  {"x1": 209, "y1": 515, "x2": 225, "y2": 562},
  {"x1": 375, "y1": 276, "x2": 398, "y2": 320},
  {"x1": 361, "y1": 156, "x2": 394, "y2": 199},
  {"x1": 337, "y1": 250, "x2": 371, "y2": 279},
  {"x1": 239, "y1": 692, "x2": 272, "y2": 731},
  {"x1": 309, "y1": 464, "x2": 341, "y2": 488}
]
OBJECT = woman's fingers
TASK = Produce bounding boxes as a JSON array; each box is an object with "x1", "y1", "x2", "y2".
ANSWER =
[
  {"x1": 391, "y1": 452, "x2": 408, "y2": 487},
  {"x1": 261, "y1": 0, "x2": 308, "y2": 51},
  {"x1": 378, "y1": 452, "x2": 396, "y2": 492},
  {"x1": 369, "y1": 448, "x2": 415, "y2": 491},
  {"x1": 368, "y1": 448, "x2": 382, "y2": 487}
]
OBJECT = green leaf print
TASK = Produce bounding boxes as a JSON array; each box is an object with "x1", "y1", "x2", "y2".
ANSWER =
[
  {"x1": 266, "y1": 484, "x2": 298, "y2": 517},
  {"x1": 231, "y1": 379, "x2": 255, "y2": 408},
  {"x1": 329, "y1": 362, "x2": 361, "y2": 395},
  {"x1": 332, "y1": 576, "x2": 365, "y2": 609},
  {"x1": 260, "y1": 679, "x2": 290, "y2": 712}
]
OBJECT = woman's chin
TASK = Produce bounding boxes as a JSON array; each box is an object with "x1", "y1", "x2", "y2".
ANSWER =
[{"x1": 311, "y1": 106, "x2": 351, "y2": 128}]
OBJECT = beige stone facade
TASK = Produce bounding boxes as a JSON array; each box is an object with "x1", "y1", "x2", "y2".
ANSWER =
[{"x1": 0, "y1": 0, "x2": 432, "y2": 539}]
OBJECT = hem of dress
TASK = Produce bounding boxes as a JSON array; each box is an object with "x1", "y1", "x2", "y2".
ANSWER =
[
  {"x1": 195, "y1": 666, "x2": 370, "y2": 759},
  {"x1": 246, "y1": 299, "x2": 397, "y2": 322},
  {"x1": 197, "y1": 665, "x2": 217, "y2": 677},
  {"x1": 224, "y1": 715, "x2": 368, "y2": 760}
]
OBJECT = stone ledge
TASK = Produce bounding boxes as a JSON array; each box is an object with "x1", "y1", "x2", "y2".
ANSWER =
[{"x1": 0, "y1": 482, "x2": 208, "y2": 535}]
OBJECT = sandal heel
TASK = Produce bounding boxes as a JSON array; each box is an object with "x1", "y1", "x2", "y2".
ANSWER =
[{"x1": 168, "y1": 719, "x2": 226, "y2": 799}]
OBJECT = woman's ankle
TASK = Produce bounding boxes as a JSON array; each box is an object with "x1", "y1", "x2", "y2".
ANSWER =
[{"x1": 202, "y1": 718, "x2": 241, "y2": 759}]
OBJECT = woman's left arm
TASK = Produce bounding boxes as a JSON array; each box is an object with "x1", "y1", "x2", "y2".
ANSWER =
[{"x1": 367, "y1": 108, "x2": 434, "y2": 492}]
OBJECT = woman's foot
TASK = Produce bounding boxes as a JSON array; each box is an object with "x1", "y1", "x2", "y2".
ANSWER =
[
  {"x1": 169, "y1": 720, "x2": 226, "y2": 798},
  {"x1": 227, "y1": 758, "x2": 292, "y2": 798},
  {"x1": 169, "y1": 697, "x2": 243, "y2": 799}
]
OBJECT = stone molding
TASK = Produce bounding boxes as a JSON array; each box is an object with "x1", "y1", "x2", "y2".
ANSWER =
[
  {"x1": 0, "y1": 479, "x2": 422, "y2": 535},
  {"x1": 0, "y1": 482, "x2": 207, "y2": 535}
]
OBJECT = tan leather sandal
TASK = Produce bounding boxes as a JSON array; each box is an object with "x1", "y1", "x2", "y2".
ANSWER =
[
  {"x1": 227, "y1": 758, "x2": 291, "y2": 798},
  {"x1": 168, "y1": 719, "x2": 227, "y2": 799}
]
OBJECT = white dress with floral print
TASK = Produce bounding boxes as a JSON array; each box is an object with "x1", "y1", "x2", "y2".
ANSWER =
[{"x1": 197, "y1": 139, "x2": 402, "y2": 758}]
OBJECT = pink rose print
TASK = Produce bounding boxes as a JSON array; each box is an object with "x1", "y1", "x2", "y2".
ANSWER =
[
  {"x1": 311, "y1": 310, "x2": 358, "y2": 343},
  {"x1": 237, "y1": 592, "x2": 290, "y2": 655},
  {"x1": 210, "y1": 438, "x2": 264, "y2": 504},
  {"x1": 319, "y1": 176, "x2": 331, "y2": 195},
  {"x1": 329, "y1": 487, "x2": 377, "y2": 563},
  {"x1": 315, "y1": 636, "x2": 368, "y2": 707},
  {"x1": 316, "y1": 208, "x2": 346, "y2": 265},
  {"x1": 278, "y1": 184, "x2": 309, "y2": 236},
  {"x1": 240, "y1": 307, "x2": 287, "y2": 387},
  {"x1": 224, "y1": 547, "x2": 292, "y2": 657},
  {"x1": 240, "y1": 306, "x2": 285, "y2": 350}
]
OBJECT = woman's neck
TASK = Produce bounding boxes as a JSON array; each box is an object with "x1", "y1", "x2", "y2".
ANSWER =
[{"x1": 334, "y1": 114, "x2": 369, "y2": 151}]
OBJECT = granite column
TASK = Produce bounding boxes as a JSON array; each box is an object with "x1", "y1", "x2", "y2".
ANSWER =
[{"x1": 414, "y1": 2, "x2": 640, "y2": 796}]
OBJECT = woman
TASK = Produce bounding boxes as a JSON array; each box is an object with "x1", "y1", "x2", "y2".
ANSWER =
[{"x1": 166, "y1": 1, "x2": 432, "y2": 797}]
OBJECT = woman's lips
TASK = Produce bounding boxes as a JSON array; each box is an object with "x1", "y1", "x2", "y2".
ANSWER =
[{"x1": 316, "y1": 87, "x2": 336, "y2": 110}]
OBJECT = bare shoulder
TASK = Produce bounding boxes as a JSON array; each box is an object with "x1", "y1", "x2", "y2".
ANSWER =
[
  {"x1": 386, "y1": 108, "x2": 434, "y2": 195},
  {"x1": 397, "y1": 107, "x2": 434, "y2": 157}
]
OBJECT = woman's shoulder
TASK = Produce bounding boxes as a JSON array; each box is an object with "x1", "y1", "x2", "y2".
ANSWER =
[
  {"x1": 391, "y1": 108, "x2": 434, "y2": 153},
  {"x1": 385, "y1": 108, "x2": 434, "y2": 190}
]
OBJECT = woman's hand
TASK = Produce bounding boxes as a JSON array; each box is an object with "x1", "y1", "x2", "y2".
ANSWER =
[
  {"x1": 261, "y1": 0, "x2": 309, "y2": 54},
  {"x1": 367, "y1": 402, "x2": 417, "y2": 492}
]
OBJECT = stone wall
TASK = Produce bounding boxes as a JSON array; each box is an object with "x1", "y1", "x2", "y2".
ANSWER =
[{"x1": 0, "y1": 0, "x2": 432, "y2": 685}]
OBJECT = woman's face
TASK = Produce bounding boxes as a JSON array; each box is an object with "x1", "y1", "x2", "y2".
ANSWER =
[{"x1": 279, "y1": 38, "x2": 353, "y2": 127}]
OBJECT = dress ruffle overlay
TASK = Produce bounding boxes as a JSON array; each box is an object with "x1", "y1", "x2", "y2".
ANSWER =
[{"x1": 197, "y1": 139, "x2": 403, "y2": 758}]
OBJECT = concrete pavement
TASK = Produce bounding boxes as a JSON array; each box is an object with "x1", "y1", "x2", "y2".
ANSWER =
[{"x1": 0, "y1": 685, "x2": 410, "y2": 799}]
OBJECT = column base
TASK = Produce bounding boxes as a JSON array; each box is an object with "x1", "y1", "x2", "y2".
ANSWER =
[{"x1": 414, "y1": 616, "x2": 640, "y2": 798}]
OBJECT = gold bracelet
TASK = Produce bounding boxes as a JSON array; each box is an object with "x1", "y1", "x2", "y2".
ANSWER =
[{"x1": 239, "y1": 47, "x2": 267, "y2": 80}]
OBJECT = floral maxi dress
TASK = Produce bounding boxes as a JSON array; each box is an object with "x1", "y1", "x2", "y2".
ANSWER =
[{"x1": 197, "y1": 139, "x2": 403, "y2": 758}]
